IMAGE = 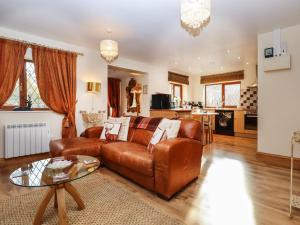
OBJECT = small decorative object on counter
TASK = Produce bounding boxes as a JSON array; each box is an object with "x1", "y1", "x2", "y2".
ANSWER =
[{"x1": 289, "y1": 131, "x2": 300, "y2": 218}]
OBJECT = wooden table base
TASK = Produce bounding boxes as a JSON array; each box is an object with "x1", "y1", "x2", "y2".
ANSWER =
[{"x1": 33, "y1": 183, "x2": 85, "y2": 225}]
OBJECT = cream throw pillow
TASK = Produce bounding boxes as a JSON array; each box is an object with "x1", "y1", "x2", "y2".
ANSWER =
[
  {"x1": 147, "y1": 127, "x2": 165, "y2": 153},
  {"x1": 157, "y1": 118, "x2": 181, "y2": 139},
  {"x1": 100, "y1": 117, "x2": 130, "y2": 141},
  {"x1": 100, "y1": 122, "x2": 122, "y2": 141},
  {"x1": 147, "y1": 119, "x2": 181, "y2": 152}
]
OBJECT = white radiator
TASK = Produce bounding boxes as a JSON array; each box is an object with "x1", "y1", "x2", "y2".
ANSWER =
[{"x1": 5, "y1": 122, "x2": 50, "y2": 158}]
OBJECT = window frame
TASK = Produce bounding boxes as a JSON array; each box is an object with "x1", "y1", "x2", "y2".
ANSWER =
[
  {"x1": 170, "y1": 83, "x2": 183, "y2": 106},
  {"x1": 205, "y1": 81, "x2": 241, "y2": 108},
  {"x1": 1, "y1": 60, "x2": 49, "y2": 111}
]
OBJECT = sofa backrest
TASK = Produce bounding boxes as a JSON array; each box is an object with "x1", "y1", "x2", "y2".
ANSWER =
[
  {"x1": 129, "y1": 128, "x2": 154, "y2": 146},
  {"x1": 178, "y1": 119, "x2": 202, "y2": 142},
  {"x1": 127, "y1": 118, "x2": 202, "y2": 146}
]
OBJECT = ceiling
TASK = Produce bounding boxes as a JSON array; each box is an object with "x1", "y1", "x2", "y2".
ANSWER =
[{"x1": 1, "y1": 0, "x2": 300, "y2": 76}]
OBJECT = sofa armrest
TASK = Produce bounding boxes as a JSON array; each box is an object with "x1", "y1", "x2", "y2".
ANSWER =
[
  {"x1": 154, "y1": 138, "x2": 202, "y2": 199},
  {"x1": 80, "y1": 126, "x2": 103, "y2": 138}
]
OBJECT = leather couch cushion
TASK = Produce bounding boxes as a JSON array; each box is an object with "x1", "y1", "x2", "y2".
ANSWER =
[
  {"x1": 50, "y1": 137, "x2": 104, "y2": 157},
  {"x1": 178, "y1": 119, "x2": 202, "y2": 141},
  {"x1": 120, "y1": 148, "x2": 154, "y2": 177},
  {"x1": 130, "y1": 129, "x2": 153, "y2": 146},
  {"x1": 102, "y1": 142, "x2": 154, "y2": 177},
  {"x1": 101, "y1": 142, "x2": 130, "y2": 164}
]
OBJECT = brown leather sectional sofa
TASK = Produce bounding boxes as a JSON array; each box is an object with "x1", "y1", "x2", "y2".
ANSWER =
[{"x1": 50, "y1": 118, "x2": 203, "y2": 199}]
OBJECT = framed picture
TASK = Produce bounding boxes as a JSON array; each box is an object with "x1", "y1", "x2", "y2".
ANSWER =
[
  {"x1": 264, "y1": 47, "x2": 274, "y2": 58},
  {"x1": 143, "y1": 85, "x2": 148, "y2": 94}
]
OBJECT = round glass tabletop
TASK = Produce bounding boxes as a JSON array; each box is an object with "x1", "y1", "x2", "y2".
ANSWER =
[{"x1": 9, "y1": 155, "x2": 100, "y2": 187}]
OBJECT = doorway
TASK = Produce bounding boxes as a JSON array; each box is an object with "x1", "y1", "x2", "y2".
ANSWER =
[{"x1": 107, "y1": 65, "x2": 147, "y2": 117}]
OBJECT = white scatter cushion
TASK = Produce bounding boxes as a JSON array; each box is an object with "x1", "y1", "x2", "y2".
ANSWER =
[
  {"x1": 147, "y1": 127, "x2": 165, "y2": 153},
  {"x1": 157, "y1": 118, "x2": 181, "y2": 139},
  {"x1": 100, "y1": 117, "x2": 130, "y2": 141},
  {"x1": 100, "y1": 122, "x2": 122, "y2": 141}
]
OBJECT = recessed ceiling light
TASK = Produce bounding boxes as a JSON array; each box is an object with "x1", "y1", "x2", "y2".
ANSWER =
[
  {"x1": 220, "y1": 66, "x2": 224, "y2": 70},
  {"x1": 246, "y1": 62, "x2": 249, "y2": 65},
  {"x1": 237, "y1": 56, "x2": 241, "y2": 60},
  {"x1": 197, "y1": 57, "x2": 201, "y2": 60},
  {"x1": 226, "y1": 49, "x2": 230, "y2": 54}
]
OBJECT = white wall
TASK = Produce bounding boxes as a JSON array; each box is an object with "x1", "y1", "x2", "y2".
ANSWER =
[
  {"x1": 258, "y1": 24, "x2": 300, "y2": 157},
  {"x1": 0, "y1": 27, "x2": 170, "y2": 158}
]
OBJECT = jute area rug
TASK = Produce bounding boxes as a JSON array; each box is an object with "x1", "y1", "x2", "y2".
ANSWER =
[{"x1": 0, "y1": 173, "x2": 184, "y2": 225}]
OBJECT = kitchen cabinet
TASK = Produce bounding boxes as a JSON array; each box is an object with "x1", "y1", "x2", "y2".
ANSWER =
[
  {"x1": 205, "y1": 108, "x2": 257, "y2": 138},
  {"x1": 234, "y1": 110, "x2": 257, "y2": 137},
  {"x1": 150, "y1": 109, "x2": 191, "y2": 119},
  {"x1": 150, "y1": 108, "x2": 257, "y2": 138},
  {"x1": 234, "y1": 111, "x2": 244, "y2": 133}
]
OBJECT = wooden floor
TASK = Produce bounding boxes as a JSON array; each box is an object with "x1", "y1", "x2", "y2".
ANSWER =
[{"x1": 1, "y1": 135, "x2": 300, "y2": 225}]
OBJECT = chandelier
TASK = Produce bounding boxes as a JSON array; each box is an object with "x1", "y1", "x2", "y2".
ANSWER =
[
  {"x1": 180, "y1": 0, "x2": 211, "y2": 30},
  {"x1": 100, "y1": 30, "x2": 119, "y2": 64}
]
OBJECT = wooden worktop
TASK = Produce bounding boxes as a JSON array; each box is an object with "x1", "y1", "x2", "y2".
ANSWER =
[
  {"x1": 204, "y1": 108, "x2": 246, "y2": 111},
  {"x1": 151, "y1": 107, "x2": 247, "y2": 112},
  {"x1": 150, "y1": 108, "x2": 192, "y2": 112}
]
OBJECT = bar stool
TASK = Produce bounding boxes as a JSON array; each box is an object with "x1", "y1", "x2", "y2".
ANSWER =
[
  {"x1": 289, "y1": 131, "x2": 300, "y2": 217},
  {"x1": 203, "y1": 116, "x2": 214, "y2": 145}
]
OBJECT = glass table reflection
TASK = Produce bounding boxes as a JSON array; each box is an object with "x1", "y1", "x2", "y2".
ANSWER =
[{"x1": 9, "y1": 155, "x2": 100, "y2": 225}]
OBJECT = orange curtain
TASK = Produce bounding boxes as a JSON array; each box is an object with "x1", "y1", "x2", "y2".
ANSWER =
[
  {"x1": 108, "y1": 78, "x2": 121, "y2": 117},
  {"x1": 0, "y1": 39, "x2": 27, "y2": 107},
  {"x1": 32, "y1": 46, "x2": 77, "y2": 138}
]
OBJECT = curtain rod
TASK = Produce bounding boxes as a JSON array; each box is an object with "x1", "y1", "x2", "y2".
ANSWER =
[{"x1": 0, "y1": 36, "x2": 84, "y2": 56}]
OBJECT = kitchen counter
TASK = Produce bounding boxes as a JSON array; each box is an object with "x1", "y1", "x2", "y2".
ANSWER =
[
  {"x1": 150, "y1": 107, "x2": 247, "y2": 112},
  {"x1": 150, "y1": 108, "x2": 191, "y2": 112},
  {"x1": 150, "y1": 108, "x2": 191, "y2": 119},
  {"x1": 150, "y1": 108, "x2": 257, "y2": 138},
  {"x1": 204, "y1": 108, "x2": 245, "y2": 111}
]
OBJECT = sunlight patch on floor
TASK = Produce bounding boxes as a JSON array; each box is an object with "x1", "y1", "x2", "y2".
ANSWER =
[{"x1": 186, "y1": 158, "x2": 256, "y2": 225}]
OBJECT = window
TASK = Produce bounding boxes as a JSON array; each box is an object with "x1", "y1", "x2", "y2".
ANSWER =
[
  {"x1": 224, "y1": 83, "x2": 241, "y2": 107},
  {"x1": 169, "y1": 83, "x2": 183, "y2": 106},
  {"x1": 3, "y1": 60, "x2": 47, "y2": 110},
  {"x1": 205, "y1": 82, "x2": 241, "y2": 108},
  {"x1": 205, "y1": 84, "x2": 222, "y2": 108}
]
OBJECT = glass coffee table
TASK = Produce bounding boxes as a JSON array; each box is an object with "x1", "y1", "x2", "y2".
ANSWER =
[{"x1": 9, "y1": 155, "x2": 100, "y2": 225}]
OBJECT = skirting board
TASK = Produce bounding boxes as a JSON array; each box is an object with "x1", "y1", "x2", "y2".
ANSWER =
[
  {"x1": 0, "y1": 152, "x2": 49, "y2": 161},
  {"x1": 256, "y1": 152, "x2": 300, "y2": 170}
]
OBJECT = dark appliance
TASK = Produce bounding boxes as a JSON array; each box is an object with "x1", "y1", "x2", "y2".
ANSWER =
[
  {"x1": 244, "y1": 112, "x2": 258, "y2": 130},
  {"x1": 215, "y1": 110, "x2": 235, "y2": 136},
  {"x1": 151, "y1": 94, "x2": 171, "y2": 109}
]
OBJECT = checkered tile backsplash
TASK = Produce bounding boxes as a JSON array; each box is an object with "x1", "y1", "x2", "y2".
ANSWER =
[{"x1": 240, "y1": 87, "x2": 257, "y2": 111}]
